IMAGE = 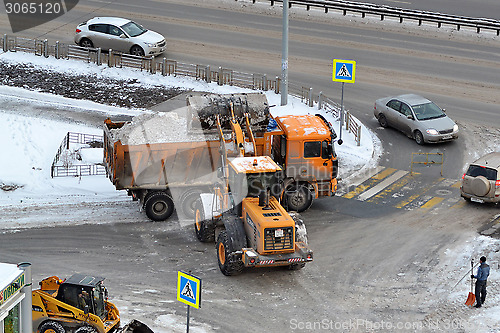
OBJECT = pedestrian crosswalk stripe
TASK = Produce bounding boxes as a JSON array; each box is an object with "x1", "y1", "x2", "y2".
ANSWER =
[
  {"x1": 451, "y1": 199, "x2": 467, "y2": 209},
  {"x1": 342, "y1": 167, "x2": 396, "y2": 199},
  {"x1": 421, "y1": 197, "x2": 445, "y2": 209},
  {"x1": 394, "y1": 177, "x2": 445, "y2": 209},
  {"x1": 367, "y1": 173, "x2": 413, "y2": 203},
  {"x1": 357, "y1": 170, "x2": 408, "y2": 201}
]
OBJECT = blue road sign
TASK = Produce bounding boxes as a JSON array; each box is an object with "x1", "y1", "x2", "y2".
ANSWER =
[
  {"x1": 177, "y1": 271, "x2": 202, "y2": 309},
  {"x1": 333, "y1": 59, "x2": 356, "y2": 83}
]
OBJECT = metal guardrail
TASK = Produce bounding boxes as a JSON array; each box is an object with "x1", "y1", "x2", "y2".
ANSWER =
[
  {"x1": 1, "y1": 34, "x2": 362, "y2": 146},
  {"x1": 251, "y1": 0, "x2": 500, "y2": 35}
]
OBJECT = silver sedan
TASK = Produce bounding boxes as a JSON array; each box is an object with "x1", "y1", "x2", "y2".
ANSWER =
[{"x1": 374, "y1": 94, "x2": 458, "y2": 145}]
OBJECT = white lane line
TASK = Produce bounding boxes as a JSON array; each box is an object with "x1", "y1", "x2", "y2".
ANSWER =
[{"x1": 357, "y1": 169, "x2": 408, "y2": 201}]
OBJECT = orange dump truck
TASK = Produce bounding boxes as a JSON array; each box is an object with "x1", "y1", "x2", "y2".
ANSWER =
[{"x1": 103, "y1": 115, "x2": 222, "y2": 221}]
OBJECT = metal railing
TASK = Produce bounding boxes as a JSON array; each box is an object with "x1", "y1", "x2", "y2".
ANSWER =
[
  {"x1": 52, "y1": 164, "x2": 106, "y2": 178},
  {"x1": 51, "y1": 132, "x2": 104, "y2": 178},
  {"x1": 1, "y1": 34, "x2": 363, "y2": 146},
  {"x1": 251, "y1": 0, "x2": 500, "y2": 35},
  {"x1": 410, "y1": 152, "x2": 444, "y2": 176}
]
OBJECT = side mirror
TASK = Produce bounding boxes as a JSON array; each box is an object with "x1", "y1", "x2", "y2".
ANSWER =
[
  {"x1": 407, "y1": 114, "x2": 414, "y2": 120},
  {"x1": 84, "y1": 305, "x2": 90, "y2": 314},
  {"x1": 217, "y1": 167, "x2": 224, "y2": 179},
  {"x1": 442, "y1": 108, "x2": 446, "y2": 113},
  {"x1": 119, "y1": 34, "x2": 127, "y2": 39}
]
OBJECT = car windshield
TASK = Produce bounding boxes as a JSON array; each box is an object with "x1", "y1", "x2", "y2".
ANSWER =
[
  {"x1": 466, "y1": 165, "x2": 497, "y2": 181},
  {"x1": 120, "y1": 21, "x2": 147, "y2": 37},
  {"x1": 411, "y1": 102, "x2": 445, "y2": 121}
]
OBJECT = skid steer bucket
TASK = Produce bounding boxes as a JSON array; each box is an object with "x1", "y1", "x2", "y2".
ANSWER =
[
  {"x1": 187, "y1": 92, "x2": 270, "y2": 134},
  {"x1": 119, "y1": 319, "x2": 154, "y2": 333}
]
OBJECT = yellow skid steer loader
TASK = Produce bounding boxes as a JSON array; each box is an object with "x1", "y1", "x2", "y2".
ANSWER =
[{"x1": 32, "y1": 274, "x2": 152, "y2": 333}]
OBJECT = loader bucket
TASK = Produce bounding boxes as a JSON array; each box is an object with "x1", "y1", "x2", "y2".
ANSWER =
[
  {"x1": 187, "y1": 93, "x2": 270, "y2": 134},
  {"x1": 119, "y1": 319, "x2": 154, "y2": 333}
]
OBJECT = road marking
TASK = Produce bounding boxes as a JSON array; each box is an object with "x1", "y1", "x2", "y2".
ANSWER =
[
  {"x1": 421, "y1": 197, "x2": 445, "y2": 209},
  {"x1": 395, "y1": 177, "x2": 444, "y2": 209},
  {"x1": 451, "y1": 180, "x2": 462, "y2": 188},
  {"x1": 367, "y1": 173, "x2": 413, "y2": 203},
  {"x1": 357, "y1": 170, "x2": 408, "y2": 201},
  {"x1": 451, "y1": 200, "x2": 467, "y2": 209},
  {"x1": 342, "y1": 166, "x2": 386, "y2": 199}
]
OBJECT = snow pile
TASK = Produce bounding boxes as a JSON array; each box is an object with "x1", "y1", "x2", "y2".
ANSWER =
[{"x1": 109, "y1": 111, "x2": 214, "y2": 145}]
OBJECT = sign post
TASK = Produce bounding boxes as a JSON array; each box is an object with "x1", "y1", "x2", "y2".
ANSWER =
[
  {"x1": 332, "y1": 59, "x2": 356, "y2": 144},
  {"x1": 177, "y1": 271, "x2": 202, "y2": 333}
]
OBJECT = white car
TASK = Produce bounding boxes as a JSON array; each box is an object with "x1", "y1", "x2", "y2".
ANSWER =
[{"x1": 74, "y1": 17, "x2": 166, "y2": 57}]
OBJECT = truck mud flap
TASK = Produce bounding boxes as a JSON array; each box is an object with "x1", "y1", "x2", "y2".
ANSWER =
[{"x1": 120, "y1": 319, "x2": 154, "y2": 333}]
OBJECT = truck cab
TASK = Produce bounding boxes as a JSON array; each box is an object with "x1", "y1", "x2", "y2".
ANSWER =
[{"x1": 269, "y1": 114, "x2": 338, "y2": 211}]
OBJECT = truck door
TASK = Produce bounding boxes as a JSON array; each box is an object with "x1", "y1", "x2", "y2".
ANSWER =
[{"x1": 304, "y1": 140, "x2": 333, "y2": 182}]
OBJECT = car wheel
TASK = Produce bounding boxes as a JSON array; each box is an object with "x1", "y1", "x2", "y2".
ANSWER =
[
  {"x1": 79, "y1": 38, "x2": 93, "y2": 48},
  {"x1": 414, "y1": 130, "x2": 425, "y2": 145},
  {"x1": 378, "y1": 114, "x2": 388, "y2": 128},
  {"x1": 130, "y1": 45, "x2": 145, "y2": 57}
]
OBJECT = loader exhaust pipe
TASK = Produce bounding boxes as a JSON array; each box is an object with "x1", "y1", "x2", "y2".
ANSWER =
[{"x1": 259, "y1": 188, "x2": 272, "y2": 210}]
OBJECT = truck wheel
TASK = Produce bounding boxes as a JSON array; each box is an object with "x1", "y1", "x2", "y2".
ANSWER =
[
  {"x1": 75, "y1": 326, "x2": 98, "y2": 333},
  {"x1": 217, "y1": 230, "x2": 244, "y2": 276},
  {"x1": 194, "y1": 198, "x2": 215, "y2": 242},
  {"x1": 39, "y1": 321, "x2": 66, "y2": 333},
  {"x1": 285, "y1": 185, "x2": 313, "y2": 212},
  {"x1": 181, "y1": 189, "x2": 203, "y2": 219},
  {"x1": 144, "y1": 192, "x2": 174, "y2": 221}
]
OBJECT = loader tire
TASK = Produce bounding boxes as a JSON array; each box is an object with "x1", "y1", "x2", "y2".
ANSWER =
[
  {"x1": 75, "y1": 326, "x2": 97, "y2": 333},
  {"x1": 217, "y1": 216, "x2": 247, "y2": 276},
  {"x1": 194, "y1": 198, "x2": 215, "y2": 243},
  {"x1": 39, "y1": 321, "x2": 66, "y2": 333},
  {"x1": 217, "y1": 230, "x2": 244, "y2": 276},
  {"x1": 289, "y1": 211, "x2": 308, "y2": 244},
  {"x1": 285, "y1": 185, "x2": 313, "y2": 212},
  {"x1": 288, "y1": 212, "x2": 307, "y2": 270},
  {"x1": 144, "y1": 192, "x2": 174, "y2": 221}
]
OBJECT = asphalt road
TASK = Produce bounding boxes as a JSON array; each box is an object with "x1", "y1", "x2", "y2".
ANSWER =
[{"x1": 1, "y1": 1, "x2": 500, "y2": 332}]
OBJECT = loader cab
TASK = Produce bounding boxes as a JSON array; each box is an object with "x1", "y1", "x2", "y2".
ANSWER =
[
  {"x1": 56, "y1": 274, "x2": 107, "y2": 319},
  {"x1": 227, "y1": 156, "x2": 282, "y2": 216}
]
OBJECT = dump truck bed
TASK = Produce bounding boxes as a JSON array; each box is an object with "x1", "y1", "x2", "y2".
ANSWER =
[{"x1": 104, "y1": 113, "x2": 222, "y2": 191}]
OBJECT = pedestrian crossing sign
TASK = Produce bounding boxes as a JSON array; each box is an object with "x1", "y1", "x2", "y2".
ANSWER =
[
  {"x1": 333, "y1": 59, "x2": 356, "y2": 83},
  {"x1": 177, "y1": 271, "x2": 202, "y2": 308}
]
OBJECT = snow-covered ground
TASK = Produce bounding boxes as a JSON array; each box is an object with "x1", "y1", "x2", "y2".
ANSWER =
[
  {"x1": 0, "y1": 51, "x2": 376, "y2": 224},
  {"x1": 0, "y1": 51, "x2": 499, "y2": 332}
]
